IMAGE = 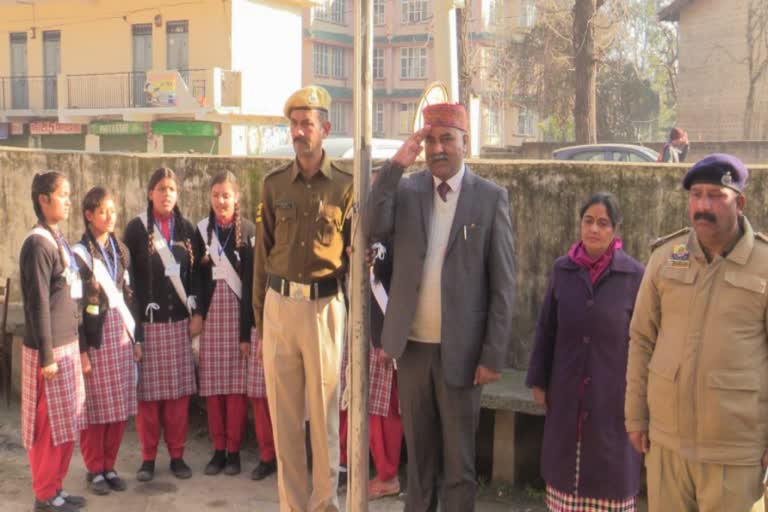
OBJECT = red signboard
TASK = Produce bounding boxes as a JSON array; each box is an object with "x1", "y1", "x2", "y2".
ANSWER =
[{"x1": 30, "y1": 121, "x2": 83, "y2": 135}]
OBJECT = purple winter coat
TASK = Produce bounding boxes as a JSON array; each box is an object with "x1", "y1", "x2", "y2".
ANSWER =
[{"x1": 526, "y1": 249, "x2": 644, "y2": 500}]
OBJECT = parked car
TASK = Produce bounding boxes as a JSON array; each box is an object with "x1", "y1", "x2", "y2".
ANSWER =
[
  {"x1": 553, "y1": 144, "x2": 659, "y2": 162},
  {"x1": 262, "y1": 137, "x2": 405, "y2": 160}
]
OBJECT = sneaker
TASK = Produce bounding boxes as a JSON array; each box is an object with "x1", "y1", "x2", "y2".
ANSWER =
[
  {"x1": 136, "y1": 460, "x2": 155, "y2": 482},
  {"x1": 223, "y1": 451, "x2": 241, "y2": 476},
  {"x1": 250, "y1": 459, "x2": 277, "y2": 481},
  {"x1": 170, "y1": 458, "x2": 192, "y2": 479},
  {"x1": 204, "y1": 450, "x2": 226, "y2": 476},
  {"x1": 104, "y1": 470, "x2": 127, "y2": 492},
  {"x1": 56, "y1": 491, "x2": 85, "y2": 509},
  {"x1": 87, "y1": 473, "x2": 110, "y2": 495},
  {"x1": 33, "y1": 496, "x2": 76, "y2": 512}
]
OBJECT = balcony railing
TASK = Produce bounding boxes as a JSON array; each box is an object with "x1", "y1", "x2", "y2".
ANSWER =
[
  {"x1": 0, "y1": 75, "x2": 58, "y2": 111},
  {"x1": 64, "y1": 69, "x2": 211, "y2": 110}
]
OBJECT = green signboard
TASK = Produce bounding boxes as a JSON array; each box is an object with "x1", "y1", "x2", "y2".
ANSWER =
[
  {"x1": 151, "y1": 121, "x2": 220, "y2": 138},
  {"x1": 89, "y1": 121, "x2": 147, "y2": 136}
]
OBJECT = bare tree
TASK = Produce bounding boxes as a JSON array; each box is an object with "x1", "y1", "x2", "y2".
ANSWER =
[
  {"x1": 744, "y1": 0, "x2": 768, "y2": 139},
  {"x1": 572, "y1": 0, "x2": 606, "y2": 144}
]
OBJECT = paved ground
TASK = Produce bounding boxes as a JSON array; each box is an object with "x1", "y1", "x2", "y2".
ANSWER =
[{"x1": 0, "y1": 400, "x2": 547, "y2": 512}]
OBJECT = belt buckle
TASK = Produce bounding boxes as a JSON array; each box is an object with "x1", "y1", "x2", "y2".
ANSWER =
[{"x1": 288, "y1": 281, "x2": 311, "y2": 301}]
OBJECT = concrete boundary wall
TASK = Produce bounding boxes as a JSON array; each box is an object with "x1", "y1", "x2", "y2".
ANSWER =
[{"x1": 3, "y1": 148, "x2": 768, "y2": 368}]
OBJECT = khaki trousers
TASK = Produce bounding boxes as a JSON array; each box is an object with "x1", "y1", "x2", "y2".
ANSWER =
[
  {"x1": 646, "y1": 443, "x2": 763, "y2": 512},
  {"x1": 262, "y1": 288, "x2": 345, "y2": 512}
]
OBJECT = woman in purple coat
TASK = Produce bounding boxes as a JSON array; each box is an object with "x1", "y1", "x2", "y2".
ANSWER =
[{"x1": 526, "y1": 192, "x2": 644, "y2": 512}]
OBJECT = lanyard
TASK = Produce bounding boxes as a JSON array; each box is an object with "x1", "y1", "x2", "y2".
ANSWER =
[
  {"x1": 214, "y1": 221, "x2": 234, "y2": 256},
  {"x1": 97, "y1": 236, "x2": 119, "y2": 282}
]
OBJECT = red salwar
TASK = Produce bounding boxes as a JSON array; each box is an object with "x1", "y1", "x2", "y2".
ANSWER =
[
  {"x1": 206, "y1": 394, "x2": 247, "y2": 453},
  {"x1": 340, "y1": 376, "x2": 402, "y2": 482},
  {"x1": 136, "y1": 397, "x2": 191, "y2": 460},
  {"x1": 28, "y1": 369, "x2": 75, "y2": 501},
  {"x1": 251, "y1": 397, "x2": 276, "y2": 462},
  {"x1": 79, "y1": 422, "x2": 128, "y2": 474}
]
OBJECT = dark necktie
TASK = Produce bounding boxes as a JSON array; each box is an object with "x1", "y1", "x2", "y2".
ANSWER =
[{"x1": 437, "y1": 181, "x2": 451, "y2": 202}]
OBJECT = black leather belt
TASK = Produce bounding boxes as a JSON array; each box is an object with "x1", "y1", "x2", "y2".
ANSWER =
[{"x1": 268, "y1": 275, "x2": 339, "y2": 300}]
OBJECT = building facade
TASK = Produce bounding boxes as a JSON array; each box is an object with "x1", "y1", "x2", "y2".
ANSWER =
[
  {"x1": 660, "y1": 0, "x2": 762, "y2": 141},
  {"x1": 0, "y1": 0, "x2": 319, "y2": 155},
  {"x1": 302, "y1": 0, "x2": 540, "y2": 147}
]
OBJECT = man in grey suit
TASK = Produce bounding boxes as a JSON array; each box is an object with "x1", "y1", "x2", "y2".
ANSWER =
[{"x1": 366, "y1": 103, "x2": 515, "y2": 511}]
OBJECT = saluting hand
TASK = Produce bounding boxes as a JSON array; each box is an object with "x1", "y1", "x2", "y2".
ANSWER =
[
  {"x1": 41, "y1": 362, "x2": 58, "y2": 381},
  {"x1": 392, "y1": 125, "x2": 431, "y2": 169}
]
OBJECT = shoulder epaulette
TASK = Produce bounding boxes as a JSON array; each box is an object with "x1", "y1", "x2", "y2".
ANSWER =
[
  {"x1": 263, "y1": 161, "x2": 292, "y2": 181},
  {"x1": 650, "y1": 227, "x2": 691, "y2": 252},
  {"x1": 331, "y1": 161, "x2": 353, "y2": 176},
  {"x1": 755, "y1": 232, "x2": 768, "y2": 244}
]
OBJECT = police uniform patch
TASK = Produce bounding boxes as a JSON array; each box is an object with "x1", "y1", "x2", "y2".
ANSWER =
[
  {"x1": 670, "y1": 244, "x2": 690, "y2": 267},
  {"x1": 256, "y1": 202, "x2": 263, "y2": 224}
]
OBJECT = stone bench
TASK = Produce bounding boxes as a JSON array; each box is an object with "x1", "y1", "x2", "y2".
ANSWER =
[{"x1": 480, "y1": 368, "x2": 545, "y2": 484}]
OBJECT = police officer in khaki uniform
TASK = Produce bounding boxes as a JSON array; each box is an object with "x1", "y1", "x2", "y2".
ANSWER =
[
  {"x1": 626, "y1": 153, "x2": 768, "y2": 511},
  {"x1": 253, "y1": 86, "x2": 352, "y2": 512}
]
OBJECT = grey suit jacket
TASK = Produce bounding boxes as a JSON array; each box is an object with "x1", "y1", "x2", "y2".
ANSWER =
[{"x1": 365, "y1": 161, "x2": 516, "y2": 388}]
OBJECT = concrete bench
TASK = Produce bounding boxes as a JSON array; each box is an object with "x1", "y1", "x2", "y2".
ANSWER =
[{"x1": 480, "y1": 368, "x2": 545, "y2": 484}]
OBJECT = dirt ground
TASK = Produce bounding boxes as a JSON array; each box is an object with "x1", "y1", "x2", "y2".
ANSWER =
[{"x1": 0, "y1": 399, "x2": 548, "y2": 512}]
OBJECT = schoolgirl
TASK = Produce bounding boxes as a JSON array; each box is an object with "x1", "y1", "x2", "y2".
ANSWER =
[
  {"x1": 192, "y1": 171, "x2": 274, "y2": 478},
  {"x1": 123, "y1": 167, "x2": 202, "y2": 482},
  {"x1": 73, "y1": 187, "x2": 139, "y2": 495},
  {"x1": 20, "y1": 171, "x2": 87, "y2": 512}
]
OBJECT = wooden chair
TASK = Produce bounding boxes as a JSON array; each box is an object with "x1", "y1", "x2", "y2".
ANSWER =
[{"x1": 0, "y1": 278, "x2": 11, "y2": 407}]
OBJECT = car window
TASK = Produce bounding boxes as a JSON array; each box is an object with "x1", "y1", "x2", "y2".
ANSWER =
[
  {"x1": 627, "y1": 152, "x2": 648, "y2": 162},
  {"x1": 569, "y1": 150, "x2": 605, "y2": 161}
]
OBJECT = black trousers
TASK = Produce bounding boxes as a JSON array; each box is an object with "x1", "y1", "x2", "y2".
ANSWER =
[{"x1": 398, "y1": 341, "x2": 482, "y2": 512}]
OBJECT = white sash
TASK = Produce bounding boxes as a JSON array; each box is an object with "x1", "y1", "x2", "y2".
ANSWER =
[
  {"x1": 24, "y1": 226, "x2": 82, "y2": 298},
  {"x1": 138, "y1": 213, "x2": 193, "y2": 314},
  {"x1": 197, "y1": 218, "x2": 242, "y2": 299},
  {"x1": 72, "y1": 243, "x2": 136, "y2": 341},
  {"x1": 371, "y1": 271, "x2": 388, "y2": 313}
]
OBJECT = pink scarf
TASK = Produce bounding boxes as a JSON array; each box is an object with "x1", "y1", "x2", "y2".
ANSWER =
[{"x1": 568, "y1": 237, "x2": 622, "y2": 285}]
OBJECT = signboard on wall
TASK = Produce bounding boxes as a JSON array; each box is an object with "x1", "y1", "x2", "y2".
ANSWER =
[
  {"x1": 144, "y1": 72, "x2": 178, "y2": 107},
  {"x1": 10, "y1": 122, "x2": 24, "y2": 135},
  {"x1": 89, "y1": 121, "x2": 147, "y2": 136},
  {"x1": 151, "y1": 121, "x2": 220, "y2": 137},
  {"x1": 30, "y1": 122, "x2": 83, "y2": 135}
]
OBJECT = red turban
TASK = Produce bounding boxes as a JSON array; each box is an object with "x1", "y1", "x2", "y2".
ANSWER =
[{"x1": 422, "y1": 103, "x2": 468, "y2": 131}]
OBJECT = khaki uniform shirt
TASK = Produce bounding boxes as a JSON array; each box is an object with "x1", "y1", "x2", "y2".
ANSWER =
[
  {"x1": 252, "y1": 154, "x2": 353, "y2": 333},
  {"x1": 626, "y1": 217, "x2": 768, "y2": 465}
]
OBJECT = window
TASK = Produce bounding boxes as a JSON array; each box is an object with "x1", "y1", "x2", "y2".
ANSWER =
[
  {"x1": 331, "y1": 103, "x2": 349, "y2": 134},
  {"x1": 314, "y1": 44, "x2": 346, "y2": 78},
  {"x1": 314, "y1": 0, "x2": 346, "y2": 25},
  {"x1": 313, "y1": 43, "x2": 329, "y2": 76},
  {"x1": 374, "y1": 0, "x2": 386, "y2": 25},
  {"x1": 484, "y1": 0, "x2": 502, "y2": 28},
  {"x1": 373, "y1": 102, "x2": 385, "y2": 135},
  {"x1": 400, "y1": 47, "x2": 427, "y2": 79},
  {"x1": 167, "y1": 20, "x2": 189, "y2": 82},
  {"x1": 373, "y1": 48, "x2": 384, "y2": 80},
  {"x1": 401, "y1": 0, "x2": 430, "y2": 24},
  {"x1": 520, "y1": 0, "x2": 536, "y2": 28},
  {"x1": 518, "y1": 107, "x2": 535, "y2": 135},
  {"x1": 330, "y1": 46, "x2": 346, "y2": 79},
  {"x1": 485, "y1": 106, "x2": 501, "y2": 145},
  {"x1": 399, "y1": 102, "x2": 416, "y2": 133}
]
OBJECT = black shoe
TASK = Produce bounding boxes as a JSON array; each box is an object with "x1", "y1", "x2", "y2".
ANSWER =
[
  {"x1": 170, "y1": 458, "x2": 192, "y2": 479},
  {"x1": 33, "y1": 497, "x2": 76, "y2": 512},
  {"x1": 87, "y1": 473, "x2": 110, "y2": 495},
  {"x1": 57, "y1": 491, "x2": 86, "y2": 509},
  {"x1": 250, "y1": 459, "x2": 277, "y2": 481},
  {"x1": 204, "y1": 450, "x2": 226, "y2": 476},
  {"x1": 104, "y1": 470, "x2": 127, "y2": 491},
  {"x1": 223, "y1": 451, "x2": 241, "y2": 476},
  {"x1": 337, "y1": 468, "x2": 348, "y2": 494},
  {"x1": 136, "y1": 460, "x2": 155, "y2": 482}
]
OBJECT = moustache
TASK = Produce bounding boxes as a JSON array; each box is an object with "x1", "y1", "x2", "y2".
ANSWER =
[
  {"x1": 694, "y1": 211, "x2": 717, "y2": 223},
  {"x1": 430, "y1": 153, "x2": 448, "y2": 162},
  {"x1": 293, "y1": 137, "x2": 308, "y2": 144}
]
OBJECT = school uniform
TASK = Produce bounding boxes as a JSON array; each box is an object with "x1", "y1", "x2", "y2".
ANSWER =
[
  {"x1": 123, "y1": 211, "x2": 201, "y2": 463},
  {"x1": 73, "y1": 234, "x2": 138, "y2": 479},
  {"x1": 194, "y1": 217, "x2": 265, "y2": 458},
  {"x1": 20, "y1": 225, "x2": 86, "y2": 504}
]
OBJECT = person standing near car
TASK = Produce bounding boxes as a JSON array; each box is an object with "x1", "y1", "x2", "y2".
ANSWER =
[{"x1": 661, "y1": 127, "x2": 689, "y2": 163}]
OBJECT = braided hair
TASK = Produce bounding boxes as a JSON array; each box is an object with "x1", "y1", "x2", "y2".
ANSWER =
[
  {"x1": 31, "y1": 171, "x2": 69, "y2": 267},
  {"x1": 205, "y1": 171, "x2": 243, "y2": 271}
]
